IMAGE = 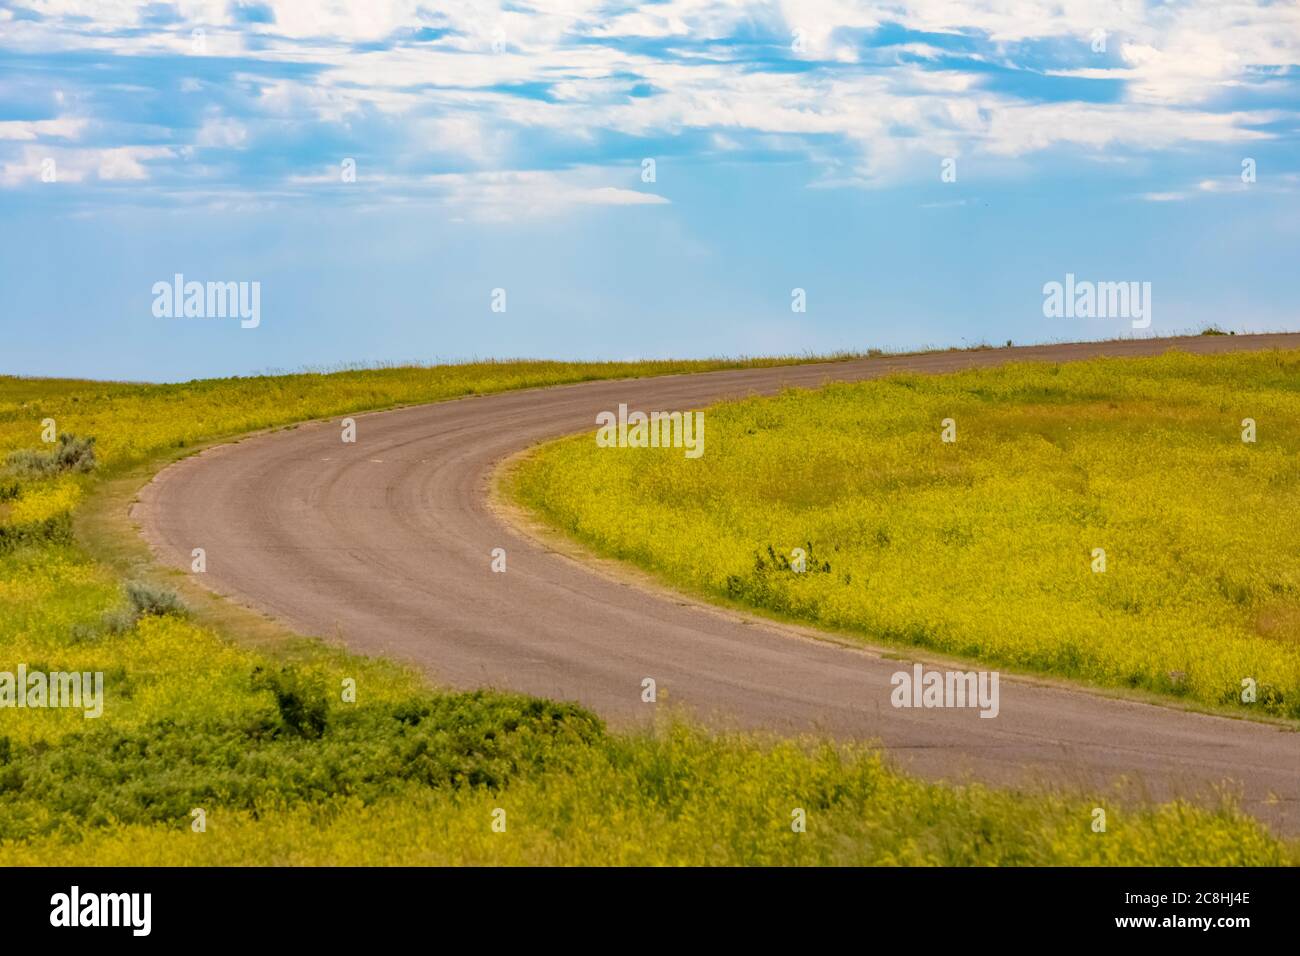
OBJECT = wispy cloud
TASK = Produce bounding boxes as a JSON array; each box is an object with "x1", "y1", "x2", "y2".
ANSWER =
[{"x1": 1, "y1": 1, "x2": 1297, "y2": 208}]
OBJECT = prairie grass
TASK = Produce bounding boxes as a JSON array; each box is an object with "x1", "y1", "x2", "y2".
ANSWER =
[
  {"x1": 3, "y1": 723, "x2": 1289, "y2": 866},
  {"x1": 0, "y1": 358, "x2": 832, "y2": 478},
  {"x1": 0, "y1": 355, "x2": 1295, "y2": 864}
]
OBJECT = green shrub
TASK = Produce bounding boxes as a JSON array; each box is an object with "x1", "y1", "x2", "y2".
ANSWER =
[
  {"x1": 4, "y1": 434, "x2": 96, "y2": 478},
  {"x1": 0, "y1": 691, "x2": 603, "y2": 839},
  {"x1": 251, "y1": 666, "x2": 329, "y2": 739},
  {"x1": 86, "y1": 581, "x2": 187, "y2": 636},
  {"x1": 0, "y1": 514, "x2": 73, "y2": 553},
  {"x1": 125, "y1": 580, "x2": 186, "y2": 618}
]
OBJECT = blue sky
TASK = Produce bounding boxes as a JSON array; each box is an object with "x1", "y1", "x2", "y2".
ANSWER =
[{"x1": 1, "y1": 1, "x2": 1298, "y2": 382}]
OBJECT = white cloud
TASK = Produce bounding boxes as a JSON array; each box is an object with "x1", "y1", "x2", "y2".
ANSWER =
[
  {"x1": 2, "y1": 0, "x2": 1297, "y2": 201},
  {"x1": 0, "y1": 145, "x2": 173, "y2": 186},
  {"x1": 422, "y1": 168, "x2": 669, "y2": 219},
  {"x1": 578, "y1": 186, "x2": 670, "y2": 205},
  {"x1": 0, "y1": 118, "x2": 87, "y2": 141},
  {"x1": 95, "y1": 146, "x2": 169, "y2": 179},
  {"x1": 195, "y1": 115, "x2": 248, "y2": 148}
]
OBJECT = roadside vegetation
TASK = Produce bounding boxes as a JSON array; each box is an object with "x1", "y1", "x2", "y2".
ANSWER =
[
  {"x1": 0, "y1": 358, "x2": 1295, "y2": 864},
  {"x1": 512, "y1": 349, "x2": 1300, "y2": 719}
]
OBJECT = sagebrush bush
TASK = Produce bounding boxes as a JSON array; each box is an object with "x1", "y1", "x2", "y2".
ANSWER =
[
  {"x1": 125, "y1": 580, "x2": 186, "y2": 618},
  {"x1": 4, "y1": 433, "x2": 96, "y2": 477},
  {"x1": 80, "y1": 581, "x2": 188, "y2": 636}
]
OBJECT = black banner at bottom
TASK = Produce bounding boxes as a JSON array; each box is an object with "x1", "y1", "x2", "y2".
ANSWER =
[{"x1": 0, "y1": 866, "x2": 1288, "y2": 942}]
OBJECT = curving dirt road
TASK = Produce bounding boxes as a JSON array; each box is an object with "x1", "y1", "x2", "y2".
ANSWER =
[{"x1": 136, "y1": 334, "x2": 1300, "y2": 831}]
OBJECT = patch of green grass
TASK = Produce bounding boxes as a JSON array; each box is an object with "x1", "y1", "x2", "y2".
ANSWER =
[
  {"x1": 1, "y1": 721, "x2": 1289, "y2": 865},
  {"x1": 0, "y1": 689, "x2": 600, "y2": 841}
]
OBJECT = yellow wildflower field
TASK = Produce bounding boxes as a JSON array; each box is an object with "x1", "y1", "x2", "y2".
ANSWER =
[
  {"x1": 0, "y1": 355, "x2": 1295, "y2": 864},
  {"x1": 512, "y1": 349, "x2": 1300, "y2": 718}
]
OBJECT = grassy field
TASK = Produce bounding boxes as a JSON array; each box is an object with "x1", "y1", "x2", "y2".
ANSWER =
[
  {"x1": 512, "y1": 349, "x2": 1300, "y2": 719},
  {"x1": 0, "y1": 358, "x2": 1295, "y2": 865}
]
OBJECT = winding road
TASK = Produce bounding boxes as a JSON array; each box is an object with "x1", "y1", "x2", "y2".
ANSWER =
[{"x1": 136, "y1": 334, "x2": 1300, "y2": 832}]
